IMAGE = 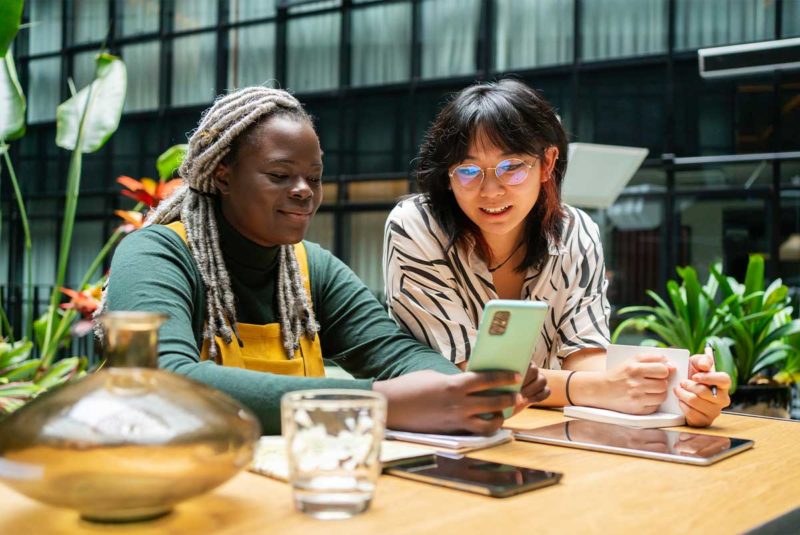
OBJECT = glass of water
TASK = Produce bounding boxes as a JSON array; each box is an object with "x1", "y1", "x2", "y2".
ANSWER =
[{"x1": 281, "y1": 389, "x2": 387, "y2": 519}]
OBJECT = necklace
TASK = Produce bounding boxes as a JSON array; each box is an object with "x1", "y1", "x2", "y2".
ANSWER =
[{"x1": 488, "y1": 242, "x2": 523, "y2": 273}]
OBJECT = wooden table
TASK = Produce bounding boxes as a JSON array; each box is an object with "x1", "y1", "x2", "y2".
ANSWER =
[{"x1": 1, "y1": 408, "x2": 798, "y2": 534}]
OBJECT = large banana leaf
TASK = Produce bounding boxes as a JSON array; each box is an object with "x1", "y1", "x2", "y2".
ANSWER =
[
  {"x1": 0, "y1": 50, "x2": 25, "y2": 141},
  {"x1": 0, "y1": 0, "x2": 23, "y2": 57},
  {"x1": 56, "y1": 53, "x2": 127, "y2": 153}
]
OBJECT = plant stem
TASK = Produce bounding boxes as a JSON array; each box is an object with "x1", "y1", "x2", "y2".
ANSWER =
[
  {"x1": 3, "y1": 150, "x2": 32, "y2": 341},
  {"x1": 42, "y1": 226, "x2": 128, "y2": 361},
  {"x1": 42, "y1": 88, "x2": 95, "y2": 367}
]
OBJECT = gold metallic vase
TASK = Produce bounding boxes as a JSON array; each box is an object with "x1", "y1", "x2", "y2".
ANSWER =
[{"x1": 0, "y1": 311, "x2": 261, "y2": 522}]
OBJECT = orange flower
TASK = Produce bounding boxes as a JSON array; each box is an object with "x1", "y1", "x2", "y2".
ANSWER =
[
  {"x1": 115, "y1": 210, "x2": 144, "y2": 233},
  {"x1": 60, "y1": 287, "x2": 101, "y2": 318},
  {"x1": 117, "y1": 176, "x2": 183, "y2": 208}
]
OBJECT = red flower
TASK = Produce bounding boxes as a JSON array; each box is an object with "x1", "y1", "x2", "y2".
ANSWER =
[
  {"x1": 115, "y1": 210, "x2": 144, "y2": 233},
  {"x1": 117, "y1": 176, "x2": 183, "y2": 208},
  {"x1": 60, "y1": 286, "x2": 102, "y2": 318}
]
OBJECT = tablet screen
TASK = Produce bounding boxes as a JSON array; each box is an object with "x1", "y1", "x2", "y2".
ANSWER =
[{"x1": 511, "y1": 421, "x2": 754, "y2": 465}]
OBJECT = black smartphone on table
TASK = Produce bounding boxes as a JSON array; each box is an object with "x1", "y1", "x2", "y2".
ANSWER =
[{"x1": 386, "y1": 454, "x2": 562, "y2": 497}]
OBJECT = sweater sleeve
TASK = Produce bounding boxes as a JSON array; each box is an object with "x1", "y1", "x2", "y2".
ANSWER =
[
  {"x1": 306, "y1": 241, "x2": 461, "y2": 379},
  {"x1": 106, "y1": 226, "x2": 376, "y2": 435}
]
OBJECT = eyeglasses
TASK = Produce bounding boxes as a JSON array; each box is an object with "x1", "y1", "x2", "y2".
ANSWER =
[{"x1": 449, "y1": 158, "x2": 536, "y2": 190}]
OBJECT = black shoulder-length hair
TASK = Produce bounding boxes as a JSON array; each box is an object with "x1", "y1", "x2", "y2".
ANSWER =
[{"x1": 415, "y1": 78, "x2": 569, "y2": 272}]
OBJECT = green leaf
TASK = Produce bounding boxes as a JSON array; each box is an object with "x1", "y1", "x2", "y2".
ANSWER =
[
  {"x1": 3, "y1": 359, "x2": 41, "y2": 381},
  {"x1": 36, "y1": 357, "x2": 84, "y2": 390},
  {"x1": 743, "y1": 254, "x2": 765, "y2": 315},
  {"x1": 0, "y1": 50, "x2": 25, "y2": 141},
  {"x1": 611, "y1": 317, "x2": 650, "y2": 342},
  {"x1": 56, "y1": 54, "x2": 127, "y2": 153},
  {"x1": 0, "y1": 339, "x2": 32, "y2": 367},
  {"x1": 711, "y1": 338, "x2": 738, "y2": 392},
  {"x1": 752, "y1": 346, "x2": 790, "y2": 373},
  {"x1": 0, "y1": 0, "x2": 23, "y2": 57},
  {"x1": 156, "y1": 144, "x2": 188, "y2": 180}
]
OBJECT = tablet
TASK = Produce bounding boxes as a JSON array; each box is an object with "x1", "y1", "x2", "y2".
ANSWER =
[{"x1": 510, "y1": 421, "x2": 754, "y2": 466}]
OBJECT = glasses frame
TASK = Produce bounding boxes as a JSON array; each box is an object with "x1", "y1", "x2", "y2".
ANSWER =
[{"x1": 448, "y1": 158, "x2": 537, "y2": 190}]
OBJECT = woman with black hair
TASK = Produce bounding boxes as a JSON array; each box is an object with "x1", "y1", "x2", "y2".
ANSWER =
[{"x1": 384, "y1": 79, "x2": 730, "y2": 426}]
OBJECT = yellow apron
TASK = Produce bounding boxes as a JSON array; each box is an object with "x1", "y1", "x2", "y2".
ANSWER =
[{"x1": 164, "y1": 221, "x2": 325, "y2": 377}]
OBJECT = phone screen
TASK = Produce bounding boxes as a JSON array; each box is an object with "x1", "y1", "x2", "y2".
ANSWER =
[
  {"x1": 388, "y1": 454, "x2": 561, "y2": 497},
  {"x1": 513, "y1": 421, "x2": 753, "y2": 463}
]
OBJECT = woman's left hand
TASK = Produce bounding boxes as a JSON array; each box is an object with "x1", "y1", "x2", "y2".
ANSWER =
[{"x1": 674, "y1": 354, "x2": 732, "y2": 427}]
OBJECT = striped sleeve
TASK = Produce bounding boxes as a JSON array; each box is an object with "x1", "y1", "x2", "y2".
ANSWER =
[
  {"x1": 554, "y1": 209, "x2": 611, "y2": 360},
  {"x1": 383, "y1": 200, "x2": 476, "y2": 365}
]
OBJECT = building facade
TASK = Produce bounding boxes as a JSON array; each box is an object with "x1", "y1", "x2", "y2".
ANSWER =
[{"x1": 2, "y1": 0, "x2": 800, "y2": 334}]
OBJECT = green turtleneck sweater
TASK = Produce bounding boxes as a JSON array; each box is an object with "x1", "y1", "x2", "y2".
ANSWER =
[{"x1": 106, "y1": 214, "x2": 459, "y2": 434}]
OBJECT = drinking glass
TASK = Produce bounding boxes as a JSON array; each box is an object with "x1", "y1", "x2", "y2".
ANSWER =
[{"x1": 281, "y1": 390, "x2": 387, "y2": 519}]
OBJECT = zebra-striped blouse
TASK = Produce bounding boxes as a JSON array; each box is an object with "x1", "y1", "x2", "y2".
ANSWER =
[{"x1": 383, "y1": 194, "x2": 611, "y2": 370}]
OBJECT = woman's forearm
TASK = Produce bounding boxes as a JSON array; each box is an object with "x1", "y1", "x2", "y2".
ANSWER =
[
  {"x1": 533, "y1": 368, "x2": 608, "y2": 408},
  {"x1": 533, "y1": 348, "x2": 608, "y2": 408}
]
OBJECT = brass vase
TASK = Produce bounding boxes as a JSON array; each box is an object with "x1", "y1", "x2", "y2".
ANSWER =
[{"x1": 0, "y1": 311, "x2": 261, "y2": 522}]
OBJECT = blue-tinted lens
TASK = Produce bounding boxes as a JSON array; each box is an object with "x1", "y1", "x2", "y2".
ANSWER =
[
  {"x1": 496, "y1": 159, "x2": 528, "y2": 185},
  {"x1": 454, "y1": 165, "x2": 482, "y2": 187}
]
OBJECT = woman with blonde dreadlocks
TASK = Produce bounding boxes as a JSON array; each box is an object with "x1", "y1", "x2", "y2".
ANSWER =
[{"x1": 105, "y1": 87, "x2": 549, "y2": 435}]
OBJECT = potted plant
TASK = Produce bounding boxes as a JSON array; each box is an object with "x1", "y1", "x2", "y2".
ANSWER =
[
  {"x1": 707, "y1": 255, "x2": 800, "y2": 417},
  {"x1": 613, "y1": 255, "x2": 800, "y2": 417}
]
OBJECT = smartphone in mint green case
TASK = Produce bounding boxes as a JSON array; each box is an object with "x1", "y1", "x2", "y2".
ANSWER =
[{"x1": 467, "y1": 300, "x2": 549, "y2": 418}]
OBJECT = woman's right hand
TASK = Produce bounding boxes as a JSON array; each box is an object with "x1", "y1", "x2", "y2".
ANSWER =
[
  {"x1": 592, "y1": 355, "x2": 675, "y2": 415},
  {"x1": 373, "y1": 370, "x2": 521, "y2": 435}
]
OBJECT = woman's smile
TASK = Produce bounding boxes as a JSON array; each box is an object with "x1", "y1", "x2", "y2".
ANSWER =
[{"x1": 480, "y1": 205, "x2": 512, "y2": 216}]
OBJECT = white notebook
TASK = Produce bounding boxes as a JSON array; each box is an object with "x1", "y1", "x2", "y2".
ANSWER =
[
  {"x1": 563, "y1": 344, "x2": 690, "y2": 428},
  {"x1": 251, "y1": 436, "x2": 436, "y2": 482},
  {"x1": 384, "y1": 428, "x2": 513, "y2": 452}
]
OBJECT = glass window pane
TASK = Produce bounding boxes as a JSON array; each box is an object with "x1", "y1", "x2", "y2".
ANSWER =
[
  {"x1": 28, "y1": 0, "x2": 62, "y2": 54},
  {"x1": 306, "y1": 212, "x2": 334, "y2": 250},
  {"x1": 781, "y1": 159, "x2": 800, "y2": 187},
  {"x1": 495, "y1": 0, "x2": 573, "y2": 70},
  {"x1": 123, "y1": 41, "x2": 160, "y2": 112},
  {"x1": 581, "y1": 0, "x2": 667, "y2": 61},
  {"x1": 287, "y1": 13, "x2": 340, "y2": 92},
  {"x1": 675, "y1": 161, "x2": 773, "y2": 190},
  {"x1": 675, "y1": 0, "x2": 776, "y2": 51},
  {"x1": 288, "y1": 1, "x2": 341, "y2": 14},
  {"x1": 676, "y1": 196, "x2": 767, "y2": 282},
  {"x1": 28, "y1": 58, "x2": 61, "y2": 123},
  {"x1": 229, "y1": 24, "x2": 276, "y2": 89},
  {"x1": 420, "y1": 0, "x2": 480, "y2": 79},
  {"x1": 69, "y1": 220, "x2": 106, "y2": 284},
  {"x1": 73, "y1": 51, "x2": 97, "y2": 90},
  {"x1": 778, "y1": 191, "x2": 800, "y2": 285},
  {"x1": 351, "y1": 3, "x2": 411, "y2": 86},
  {"x1": 120, "y1": 0, "x2": 160, "y2": 36},
  {"x1": 172, "y1": 33, "x2": 216, "y2": 106},
  {"x1": 349, "y1": 180, "x2": 408, "y2": 202},
  {"x1": 604, "y1": 204, "x2": 669, "y2": 309},
  {"x1": 345, "y1": 95, "x2": 409, "y2": 174},
  {"x1": 230, "y1": 0, "x2": 276, "y2": 21},
  {"x1": 785, "y1": 0, "x2": 800, "y2": 37},
  {"x1": 28, "y1": 200, "x2": 58, "y2": 286},
  {"x1": 73, "y1": 0, "x2": 110, "y2": 44},
  {"x1": 174, "y1": 0, "x2": 217, "y2": 31},
  {"x1": 781, "y1": 74, "x2": 800, "y2": 152},
  {"x1": 348, "y1": 211, "x2": 389, "y2": 295},
  {"x1": 577, "y1": 68, "x2": 666, "y2": 156}
]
